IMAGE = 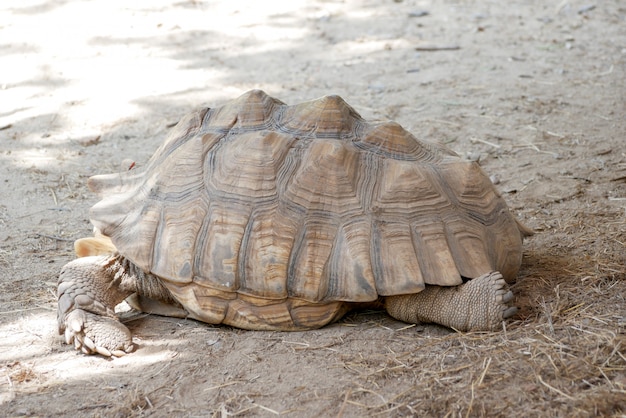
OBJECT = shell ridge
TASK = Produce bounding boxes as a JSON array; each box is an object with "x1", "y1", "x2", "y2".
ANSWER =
[
  {"x1": 237, "y1": 204, "x2": 301, "y2": 300},
  {"x1": 410, "y1": 219, "x2": 462, "y2": 286},
  {"x1": 323, "y1": 219, "x2": 377, "y2": 302},
  {"x1": 442, "y1": 217, "x2": 494, "y2": 279},
  {"x1": 195, "y1": 200, "x2": 250, "y2": 292},
  {"x1": 237, "y1": 207, "x2": 255, "y2": 295},
  {"x1": 371, "y1": 220, "x2": 426, "y2": 295}
]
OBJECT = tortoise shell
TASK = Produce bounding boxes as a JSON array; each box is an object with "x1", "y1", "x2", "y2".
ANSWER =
[{"x1": 87, "y1": 90, "x2": 525, "y2": 329}]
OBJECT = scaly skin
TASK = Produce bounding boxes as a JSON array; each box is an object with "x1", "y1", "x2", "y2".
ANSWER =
[
  {"x1": 384, "y1": 271, "x2": 517, "y2": 332},
  {"x1": 57, "y1": 256, "x2": 136, "y2": 356}
]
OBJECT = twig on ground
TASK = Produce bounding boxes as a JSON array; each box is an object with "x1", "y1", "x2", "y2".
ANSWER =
[
  {"x1": 415, "y1": 45, "x2": 460, "y2": 51},
  {"x1": 336, "y1": 389, "x2": 351, "y2": 418},
  {"x1": 470, "y1": 136, "x2": 501, "y2": 149},
  {"x1": 537, "y1": 374, "x2": 575, "y2": 401},
  {"x1": 36, "y1": 233, "x2": 75, "y2": 242}
]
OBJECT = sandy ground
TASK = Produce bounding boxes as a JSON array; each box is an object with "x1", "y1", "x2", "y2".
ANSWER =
[{"x1": 1, "y1": 0, "x2": 625, "y2": 416}]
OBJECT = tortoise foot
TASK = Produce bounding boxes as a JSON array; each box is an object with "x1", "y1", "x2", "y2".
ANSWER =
[
  {"x1": 385, "y1": 271, "x2": 518, "y2": 332},
  {"x1": 469, "y1": 271, "x2": 518, "y2": 327},
  {"x1": 57, "y1": 256, "x2": 136, "y2": 357},
  {"x1": 63, "y1": 309, "x2": 134, "y2": 357}
]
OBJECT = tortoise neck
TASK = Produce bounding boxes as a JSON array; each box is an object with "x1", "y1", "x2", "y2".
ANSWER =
[
  {"x1": 110, "y1": 253, "x2": 145, "y2": 276},
  {"x1": 102, "y1": 254, "x2": 145, "y2": 294},
  {"x1": 105, "y1": 254, "x2": 178, "y2": 305}
]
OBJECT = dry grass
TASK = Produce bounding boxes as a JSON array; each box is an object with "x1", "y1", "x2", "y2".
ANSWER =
[
  {"x1": 105, "y1": 272, "x2": 625, "y2": 417},
  {"x1": 339, "y1": 307, "x2": 625, "y2": 417}
]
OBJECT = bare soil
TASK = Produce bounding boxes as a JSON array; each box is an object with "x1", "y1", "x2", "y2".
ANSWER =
[{"x1": 1, "y1": 0, "x2": 625, "y2": 417}]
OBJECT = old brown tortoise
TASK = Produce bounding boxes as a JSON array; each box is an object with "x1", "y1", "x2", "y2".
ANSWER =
[{"x1": 57, "y1": 90, "x2": 532, "y2": 357}]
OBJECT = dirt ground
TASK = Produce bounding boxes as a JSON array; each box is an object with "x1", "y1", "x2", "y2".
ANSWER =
[{"x1": 1, "y1": 0, "x2": 625, "y2": 416}]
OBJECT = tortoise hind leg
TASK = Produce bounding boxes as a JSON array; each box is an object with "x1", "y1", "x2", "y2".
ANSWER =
[{"x1": 384, "y1": 271, "x2": 517, "y2": 332}]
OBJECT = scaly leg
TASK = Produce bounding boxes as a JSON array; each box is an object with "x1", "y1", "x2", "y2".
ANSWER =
[
  {"x1": 57, "y1": 256, "x2": 135, "y2": 356},
  {"x1": 384, "y1": 271, "x2": 517, "y2": 332}
]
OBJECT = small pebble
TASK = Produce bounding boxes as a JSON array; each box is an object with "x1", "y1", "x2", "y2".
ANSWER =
[
  {"x1": 578, "y1": 4, "x2": 596, "y2": 14},
  {"x1": 207, "y1": 338, "x2": 220, "y2": 346},
  {"x1": 409, "y1": 10, "x2": 429, "y2": 18},
  {"x1": 466, "y1": 151, "x2": 481, "y2": 162},
  {"x1": 368, "y1": 83, "x2": 385, "y2": 93}
]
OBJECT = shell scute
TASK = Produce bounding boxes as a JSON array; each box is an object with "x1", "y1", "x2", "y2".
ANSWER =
[
  {"x1": 323, "y1": 220, "x2": 377, "y2": 302},
  {"x1": 287, "y1": 218, "x2": 337, "y2": 301},
  {"x1": 238, "y1": 206, "x2": 299, "y2": 299},
  {"x1": 372, "y1": 158, "x2": 449, "y2": 216},
  {"x1": 204, "y1": 89, "x2": 283, "y2": 130},
  {"x1": 410, "y1": 220, "x2": 463, "y2": 286},
  {"x1": 277, "y1": 94, "x2": 361, "y2": 137},
  {"x1": 372, "y1": 221, "x2": 426, "y2": 296},
  {"x1": 208, "y1": 130, "x2": 295, "y2": 201},
  {"x1": 151, "y1": 200, "x2": 207, "y2": 283},
  {"x1": 193, "y1": 201, "x2": 249, "y2": 292},
  {"x1": 283, "y1": 139, "x2": 361, "y2": 213}
]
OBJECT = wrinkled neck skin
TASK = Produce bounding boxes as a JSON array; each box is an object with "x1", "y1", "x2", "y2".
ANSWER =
[
  {"x1": 105, "y1": 254, "x2": 178, "y2": 306},
  {"x1": 104, "y1": 254, "x2": 145, "y2": 294}
]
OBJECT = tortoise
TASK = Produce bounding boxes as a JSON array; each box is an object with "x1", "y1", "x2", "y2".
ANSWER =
[{"x1": 57, "y1": 90, "x2": 531, "y2": 357}]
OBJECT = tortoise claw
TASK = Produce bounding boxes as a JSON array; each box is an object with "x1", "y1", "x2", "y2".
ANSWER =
[
  {"x1": 62, "y1": 309, "x2": 134, "y2": 357},
  {"x1": 503, "y1": 306, "x2": 518, "y2": 320},
  {"x1": 501, "y1": 290, "x2": 514, "y2": 304}
]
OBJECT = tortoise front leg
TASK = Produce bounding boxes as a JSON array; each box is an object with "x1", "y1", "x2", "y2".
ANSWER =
[
  {"x1": 57, "y1": 256, "x2": 136, "y2": 356},
  {"x1": 384, "y1": 271, "x2": 518, "y2": 332}
]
